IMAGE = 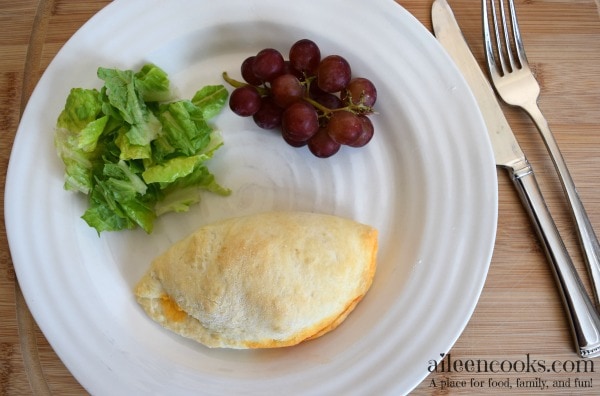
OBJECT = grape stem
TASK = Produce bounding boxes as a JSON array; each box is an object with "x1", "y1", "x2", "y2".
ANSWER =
[
  {"x1": 221, "y1": 71, "x2": 375, "y2": 118},
  {"x1": 222, "y1": 72, "x2": 269, "y2": 96},
  {"x1": 302, "y1": 95, "x2": 373, "y2": 118}
]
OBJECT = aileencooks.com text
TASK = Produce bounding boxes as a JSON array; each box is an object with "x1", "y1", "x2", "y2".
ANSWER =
[{"x1": 428, "y1": 353, "x2": 595, "y2": 374}]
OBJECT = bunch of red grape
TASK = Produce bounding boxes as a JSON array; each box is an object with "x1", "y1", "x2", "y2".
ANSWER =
[{"x1": 223, "y1": 39, "x2": 377, "y2": 158}]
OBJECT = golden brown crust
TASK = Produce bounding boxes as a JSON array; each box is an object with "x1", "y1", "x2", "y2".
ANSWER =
[{"x1": 134, "y1": 211, "x2": 378, "y2": 349}]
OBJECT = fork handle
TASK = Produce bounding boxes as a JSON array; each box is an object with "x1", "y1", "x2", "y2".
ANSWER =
[
  {"x1": 523, "y1": 100, "x2": 600, "y2": 307},
  {"x1": 509, "y1": 161, "x2": 600, "y2": 358}
]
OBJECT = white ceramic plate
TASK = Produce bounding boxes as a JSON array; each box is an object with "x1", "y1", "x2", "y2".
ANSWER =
[{"x1": 5, "y1": 0, "x2": 497, "y2": 394}]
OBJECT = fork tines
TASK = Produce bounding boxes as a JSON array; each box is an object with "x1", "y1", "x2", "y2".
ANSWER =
[{"x1": 483, "y1": 0, "x2": 528, "y2": 78}]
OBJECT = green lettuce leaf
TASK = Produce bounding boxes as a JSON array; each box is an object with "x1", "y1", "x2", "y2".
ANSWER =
[
  {"x1": 57, "y1": 88, "x2": 103, "y2": 132},
  {"x1": 191, "y1": 85, "x2": 228, "y2": 120},
  {"x1": 97, "y1": 67, "x2": 161, "y2": 147},
  {"x1": 97, "y1": 67, "x2": 144, "y2": 125},
  {"x1": 142, "y1": 155, "x2": 207, "y2": 185},
  {"x1": 134, "y1": 63, "x2": 172, "y2": 103},
  {"x1": 157, "y1": 100, "x2": 211, "y2": 157},
  {"x1": 77, "y1": 115, "x2": 109, "y2": 152},
  {"x1": 54, "y1": 88, "x2": 106, "y2": 194},
  {"x1": 81, "y1": 177, "x2": 137, "y2": 233},
  {"x1": 114, "y1": 126, "x2": 152, "y2": 160}
]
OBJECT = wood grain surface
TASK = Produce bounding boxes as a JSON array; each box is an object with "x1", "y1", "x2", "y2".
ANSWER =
[{"x1": 1, "y1": 1, "x2": 599, "y2": 394}]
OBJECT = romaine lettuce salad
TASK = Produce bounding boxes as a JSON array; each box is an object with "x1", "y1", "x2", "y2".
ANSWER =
[{"x1": 54, "y1": 63, "x2": 231, "y2": 234}]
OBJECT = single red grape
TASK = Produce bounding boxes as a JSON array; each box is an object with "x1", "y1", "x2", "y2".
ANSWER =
[
  {"x1": 252, "y1": 48, "x2": 285, "y2": 82},
  {"x1": 281, "y1": 101, "x2": 319, "y2": 142},
  {"x1": 289, "y1": 39, "x2": 321, "y2": 75},
  {"x1": 253, "y1": 97, "x2": 284, "y2": 130},
  {"x1": 347, "y1": 115, "x2": 375, "y2": 147},
  {"x1": 308, "y1": 127, "x2": 341, "y2": 158},
  {"x1": 342, "y1": 77, "x2": 377, "y2": 107},
  {"x1": 271, "y1": 74, "x2": 305, "y2": 108},
  {"x1": 241, "y1": 56, "x2": 263, "y2": 86},
  {"x1": 326, "y1": 110, "x2": 363, "y2": 145},
  {"x1": 229, "y1": 85, "x2": 261, "y2": 117},
  {"x1": 317, "y1": 55, "x2": 351, "y2": 93}
]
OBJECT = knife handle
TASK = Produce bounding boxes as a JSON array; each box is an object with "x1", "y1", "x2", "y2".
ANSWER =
[{"x1": 509, "y1": 162, "x2": 600, "y2": 358}]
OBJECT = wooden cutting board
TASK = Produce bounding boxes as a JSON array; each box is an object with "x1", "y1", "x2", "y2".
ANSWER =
[{"x1": 1, "y1": 0, "x2": 599, "y2": 394}]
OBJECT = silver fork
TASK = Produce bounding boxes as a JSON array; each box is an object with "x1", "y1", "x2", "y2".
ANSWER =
[{"x1": 482, "y1": 0, "x2": 600, "y2": 307}]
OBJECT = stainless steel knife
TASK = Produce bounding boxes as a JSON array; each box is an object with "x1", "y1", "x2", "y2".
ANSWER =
[{"x1": 431, "y1": 0, "x2": 600, "y2": 358}]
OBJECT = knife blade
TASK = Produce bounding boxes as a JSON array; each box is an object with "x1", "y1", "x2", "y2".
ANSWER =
[{"x1": 432, "y1": 0, "x2": 600, "y2": 358}]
